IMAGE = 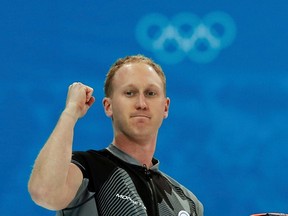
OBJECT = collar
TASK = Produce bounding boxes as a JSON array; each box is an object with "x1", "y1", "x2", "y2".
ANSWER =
[{"x1": 106, "y1": 143, "x2": 160, "y2": 171}]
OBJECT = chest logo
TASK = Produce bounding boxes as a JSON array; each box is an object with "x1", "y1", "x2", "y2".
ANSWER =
[
  {"x1": 178, "y1": 210, "x2": 190, "y2": 216},
  {"x1": 116, "y1": 194, "x2": 147, "y2": 210}
]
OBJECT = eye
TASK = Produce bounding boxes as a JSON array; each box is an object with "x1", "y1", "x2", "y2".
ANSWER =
[
  {"x1": 125, "y1": 91, "x2": 134, "y2": 97},
  {"x1": 146, "y1": 91, "x2": 157, "y2": 97}
]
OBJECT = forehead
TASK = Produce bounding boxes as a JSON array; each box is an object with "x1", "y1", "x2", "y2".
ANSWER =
[{"x1": 113, "y1": 63, "x2": 163, "y2": 87}]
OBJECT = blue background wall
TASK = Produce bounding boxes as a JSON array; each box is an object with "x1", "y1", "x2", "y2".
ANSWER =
[{"x1": 1, "y1": 0, "x2": 288, "y2": 215}]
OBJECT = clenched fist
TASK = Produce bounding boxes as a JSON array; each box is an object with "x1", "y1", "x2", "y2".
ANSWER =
[{"x1": 64, "y1": 82, "x2": 95, "y2": 120}]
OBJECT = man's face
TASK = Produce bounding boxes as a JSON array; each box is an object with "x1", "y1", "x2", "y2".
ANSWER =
[{"x1": 103, "y1": 62, "x2": 170, "y2": 141}]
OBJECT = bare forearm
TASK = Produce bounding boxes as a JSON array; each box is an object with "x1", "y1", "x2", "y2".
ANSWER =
[
  {"x1": 28, "y1": 110, "x2": 77, "y2": 203},
  {"x1": 28, "y1": 83, "x2": 95, "y2": 209}
]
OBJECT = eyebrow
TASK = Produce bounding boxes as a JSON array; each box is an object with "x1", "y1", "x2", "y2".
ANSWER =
[{"x1": 122, "y1": 83, "x2": 162, "y2": 89}]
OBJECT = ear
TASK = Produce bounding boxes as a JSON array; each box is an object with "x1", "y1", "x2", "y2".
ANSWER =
[
  {"x1": 103, "y1": 97, "x2": 113, "y2": 117},
  {"x1": 163, "y1": 97, "x2": 170, "y2": 119}
]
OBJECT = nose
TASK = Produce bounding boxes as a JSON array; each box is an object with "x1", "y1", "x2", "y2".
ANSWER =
[{"x1": 135, "y1": 93, "x2": 147, "y2": 110}]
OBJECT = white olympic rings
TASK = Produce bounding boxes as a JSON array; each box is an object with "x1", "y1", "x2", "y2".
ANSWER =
[{"x1": 135, "y1": 11, "x2": 237, "y2": 64}]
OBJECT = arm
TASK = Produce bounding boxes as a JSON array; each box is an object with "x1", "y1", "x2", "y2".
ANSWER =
[{"x1": 28, "y1": 82, "x2": 95, "y2": 210}]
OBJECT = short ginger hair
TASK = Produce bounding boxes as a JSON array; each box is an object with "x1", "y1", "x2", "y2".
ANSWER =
[{"x1": 104, "y1": 54, "x2": 167, "y2": 97}]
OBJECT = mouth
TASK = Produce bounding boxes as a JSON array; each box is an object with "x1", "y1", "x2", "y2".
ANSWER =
[{"x1": 130, "y1": 114, "x2": 151, "y2": 119}]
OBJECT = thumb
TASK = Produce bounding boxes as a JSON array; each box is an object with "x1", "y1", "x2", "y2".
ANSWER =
[{"x1": 86, "y1": 96, "x2": 95, "y2": 107}]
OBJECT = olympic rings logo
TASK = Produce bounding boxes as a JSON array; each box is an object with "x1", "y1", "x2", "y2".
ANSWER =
[{"x1": 135, "y1": 11, "x2": 237, "y2": 64}]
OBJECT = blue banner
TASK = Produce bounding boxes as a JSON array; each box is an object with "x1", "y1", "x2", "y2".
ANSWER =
[{"x1": 1, "y1": 0, "x2": 288, "y2": 215}]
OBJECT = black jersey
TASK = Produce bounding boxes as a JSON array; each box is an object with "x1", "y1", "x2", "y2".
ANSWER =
[{"x1": 56, "y1": 144, "x2": 203, "y2": 216}]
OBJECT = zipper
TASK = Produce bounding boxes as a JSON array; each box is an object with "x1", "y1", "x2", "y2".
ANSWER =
[{"x1": 143, "y1": 164, "x2": 159, "y2": 216}]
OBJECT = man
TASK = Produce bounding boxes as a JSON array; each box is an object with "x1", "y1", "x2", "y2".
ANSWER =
[{"x1": 28, "y1": 54, "x2": 203, "y2": 216}]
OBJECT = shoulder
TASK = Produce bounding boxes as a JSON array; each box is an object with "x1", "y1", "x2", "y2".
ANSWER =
[
  {"x1": 72, "y1": 149, "x2": 109, "y2": 167},
  {"x1": 72, "y1": 149, "x2": 124, "y2": 189},
  {"x1": 72, "y1": 149, "x2": 117, "y2": 169}
]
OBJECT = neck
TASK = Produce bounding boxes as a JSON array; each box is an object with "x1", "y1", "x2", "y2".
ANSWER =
[{"x1": 112, "y1": 135, "x2": 156, "y2": 168}]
